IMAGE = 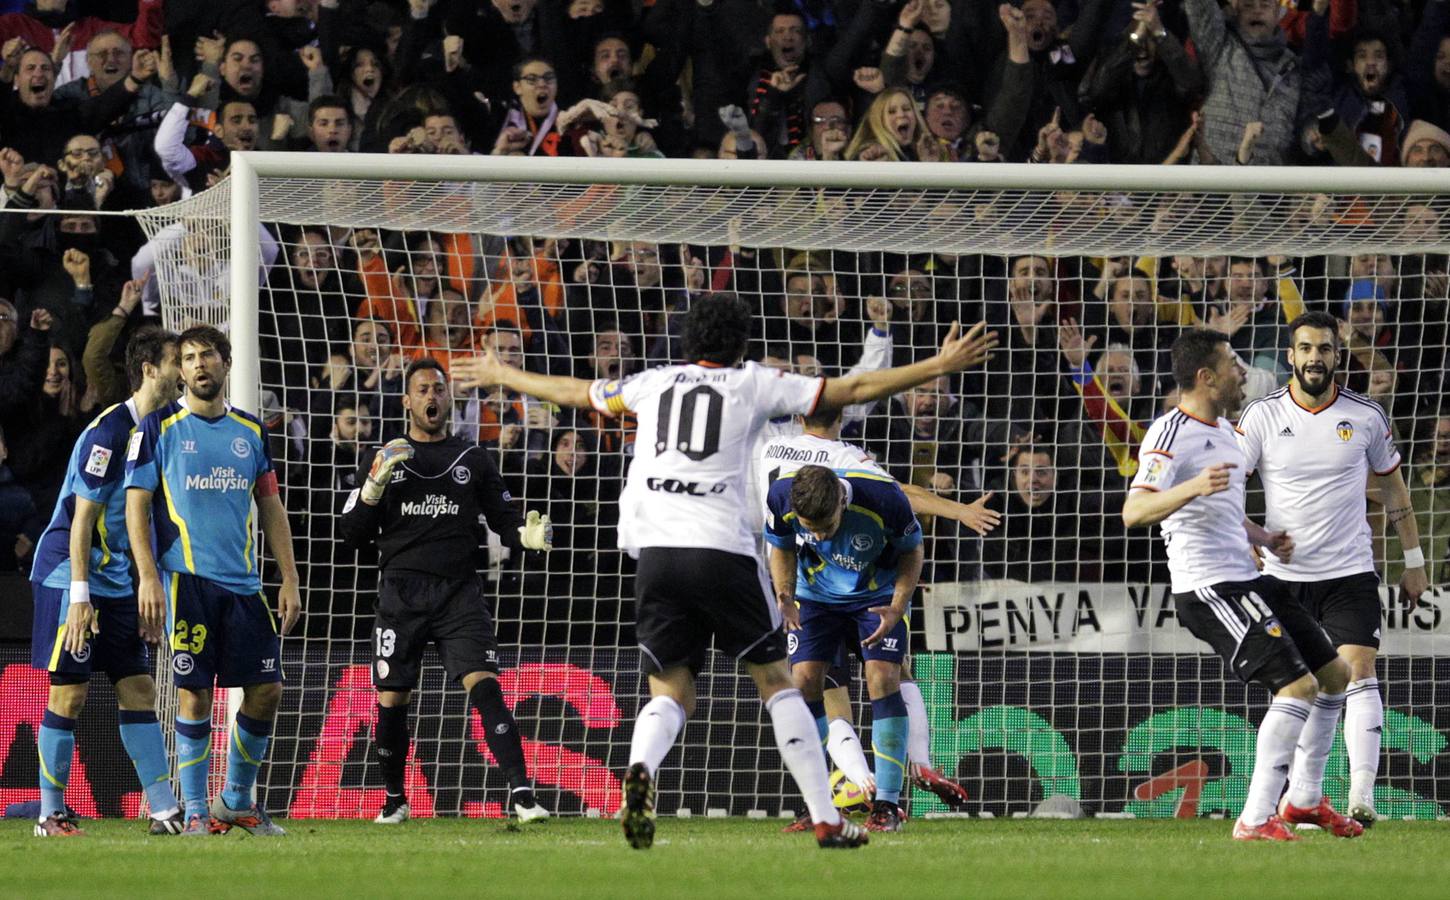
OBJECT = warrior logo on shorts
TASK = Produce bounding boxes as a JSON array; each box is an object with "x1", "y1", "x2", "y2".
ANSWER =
[
  {"x1": 231, "y1": 437, "x2": 251, "y2": 459},
  {"x1": 376, "y1": 660, "x2": 390, "y2": 679},
  {"x1": 173, "y1": 652, "x2": 194, "y2": 675},
  {"x1": 787, "y1": 632, "x2": 799, "y2": 655},
  {"x1": 452, "y1": 465, "x2": 470, "y2": 485},
  {"x1": 1336, "y1": 420, "x2": 1354, "y2": 442},
  {"x1": 70, "y1": 642, "x2": 91, "y2": 664}
]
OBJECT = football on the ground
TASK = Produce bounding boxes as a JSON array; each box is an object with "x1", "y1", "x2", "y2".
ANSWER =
[{"x1": 830, "y1": 769, "x2": 870, "y2": 812}]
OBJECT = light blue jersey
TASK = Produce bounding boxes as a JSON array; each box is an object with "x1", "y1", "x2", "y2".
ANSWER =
[
  {"x1": 124, "y1": 400, "x2": 274, "y2": 595},
  {"x1": 764, "y1": 469, "x2": 922, "y2": 604},
  {"x1": 31, "y1": 399, "x2": 142, "y2": 597}
]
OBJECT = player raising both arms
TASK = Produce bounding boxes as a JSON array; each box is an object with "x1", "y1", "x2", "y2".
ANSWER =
[
  {"x1": 29, "y1": 326, "x2": 185, "y2": 837},
  {"x1": 126, "y1": 326, "x2": 302, "y2": 837},
  {"x1": 758, "y1": 405, "x2": 992, "y2": 814},
  {"x1": 1237, "y1": 311, "x2": 1427, "y2": 828},
  {"x1": 1122, "y1": 329, "x2": 1356, "y2": 842},
  {"x1": 338, "y1": 359, "x2": 554, "y2": 825},
  {"x1": 452, "y1": 292, "x2": 997, "y2": 850}
]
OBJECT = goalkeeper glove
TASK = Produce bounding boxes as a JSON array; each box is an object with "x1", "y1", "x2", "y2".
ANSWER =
[
  {"x1": 518, "y1": 509, "x2": 553, "y2": 550},
  {"x1": 361, "y1": 438, "x2": 414, "y2": 504}
]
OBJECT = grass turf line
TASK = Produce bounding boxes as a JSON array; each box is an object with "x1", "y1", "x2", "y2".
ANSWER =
[{"x1": 7, "y1": 818, "x2": 1450, "y2": 899}]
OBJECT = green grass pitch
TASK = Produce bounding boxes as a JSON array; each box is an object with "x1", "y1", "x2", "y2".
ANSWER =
[{"x1": 7, "y1": 817, "x2": 1450, "y2": 899}]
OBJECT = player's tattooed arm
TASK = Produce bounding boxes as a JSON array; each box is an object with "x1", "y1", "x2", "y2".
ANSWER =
[{"x1": 1371, "y1": 467, "x2": 1430, "y2": 599}]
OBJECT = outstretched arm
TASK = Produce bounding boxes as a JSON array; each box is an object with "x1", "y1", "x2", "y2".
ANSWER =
[
  {"x1": 450, "y1": 350, "x2": 592, "y2": 408},
  {"x1": 816, "y1": 320, "x2": 996, "y2": 413},
  {"x1": 900, "y1": 483, "x2": 1000, "y2": 536}
]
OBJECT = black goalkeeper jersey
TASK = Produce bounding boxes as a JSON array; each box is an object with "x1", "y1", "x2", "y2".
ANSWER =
[{"x1": 338, "y1": 435, "x2": 523, "y2": 579}]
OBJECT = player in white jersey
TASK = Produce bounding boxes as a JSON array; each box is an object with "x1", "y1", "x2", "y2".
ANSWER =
[
  {"x1": 452, "y1": 292, "x2": 997, "y2": 851},
  {"x1": 1236, "y1": 311, "x2": 1429, "y2": 828},
  {"x1": 1122, "y1": 329, "x2": 1357, "y2": 842},
  {"x1": 760, "y1": 406, "x2": 996, "y2": 822}
]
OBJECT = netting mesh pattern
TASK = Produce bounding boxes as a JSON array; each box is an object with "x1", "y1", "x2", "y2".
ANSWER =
[{"x1": 133, "y1": 172, "x2": 1450, "y2": 819}]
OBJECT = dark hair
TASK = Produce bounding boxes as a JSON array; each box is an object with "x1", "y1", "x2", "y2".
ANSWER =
[
  {"x1": 403, "y1": 355, "x2": 445, "y2": 389},
  {"x1": 790, "y1": 465, "x2": 841, "y2": 522},
  {"x1": 801, "y1": 405, "x2": 843, "y2": 431},
  {"x1": 332, "y1": 392, "x2": 369, "y2": 416},
  {"x1": 1170, "y1": 328, "x2": 1230, "y2": 391},
  {"x1": 681, "y1": 292, "x2": 751, "y2": 365},
  {"x1": 178, "y1": 325, "x2": 231, "y2": 364},
  {"x1": 600, "y1": 78, "x2": 640, "y2": 103},
  {"x1": 512, "y1": 55, "x2": 555, "y2": 81},
  {"x1": 1287, "y1": 311, "x2": 1340, "y2": 347},
  {"x1": 124, "y1": 326, "x2": 178, "y2": 392},
  {"x1": 308, "y1": 94, "x2": 350, "y2": 121}
]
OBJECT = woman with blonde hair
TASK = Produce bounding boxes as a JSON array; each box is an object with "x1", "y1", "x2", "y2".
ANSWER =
[{"x1": 845, "y1": 88, "x2": 929, "y2": 161}]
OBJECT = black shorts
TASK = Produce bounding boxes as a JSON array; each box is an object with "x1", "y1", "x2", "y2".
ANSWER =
[
  {"x1": 787, "y1": 633, "x2": 855, "y2": 689},
  {"x1": 1173, "y1": 577, "x2": 1339, "y2": 693},
  {"x1": 1264, "y1": 572, "x2": 1382, "y2": 650},
  {"x1": 373, "y1": 573, "x2": 500, "y2": 690},
  {"x1": 634, "y1": 548, "x2": 787, "y2": 675}
]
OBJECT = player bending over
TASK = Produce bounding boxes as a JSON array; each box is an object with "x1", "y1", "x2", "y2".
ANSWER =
[
  {"x1": 125, "y1": 326, "x2": 302, "y2": 837},
  {"x1": 1237, "y1": 311, "x2": 1427, "y2": 828},
  {"x1": 339, "y1": 359, "x2": 554, "y2": 825},
  {"x1": 452, "y1": 291, "x2": 997, "y2": 850},
  {"x1": 30, "y1": 327, "x2": 186, "y2": 837},
  {"x1": 1122, "y1": 329, "x2": 1357, "y2": 841},
  {"x1": 765, "y1": 465, "x2": 924, "y2": 832},
  {"x1": 758, "y1": 406, "x2": 989, "y2": 816}
]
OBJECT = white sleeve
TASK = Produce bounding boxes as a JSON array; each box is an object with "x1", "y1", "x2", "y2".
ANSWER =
[
  {"x1": 1366, "y1": 409, "x2": 1402, "y2": 476},
  {"x1": 752, "y1": 363, "x2": 825, "y2": 420},
  {"x1": 1129, "y1": 419, "x2": 1179, "y2": 492},
  {"x1": 1234, "y1": 402, "x2": 1266, "y2": 475},
  {"x1": 154, "y1": 102, "x2": 198, "y2": 183},
  {"x1": 588, "y1": 370, "x2": 648, "y2": 417},
  {"x1": 840, "y1": 328, "x2": 892, "y2": 428}
]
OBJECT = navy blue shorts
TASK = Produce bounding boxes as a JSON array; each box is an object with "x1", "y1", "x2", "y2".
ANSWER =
[
  {"x1": 30, "y1": 583, "x2": 149, "y2": 683},
  {"x1": 165, "y1": 572, "x2": 283, "y2": 689},
  {"x1": 788, "y1": 597, "x2": 908, "y2": 667}
]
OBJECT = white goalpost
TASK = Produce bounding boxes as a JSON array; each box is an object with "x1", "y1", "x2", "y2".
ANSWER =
[{"x1": 129, "y1": 154, "x2": 1450, "y2": 821}]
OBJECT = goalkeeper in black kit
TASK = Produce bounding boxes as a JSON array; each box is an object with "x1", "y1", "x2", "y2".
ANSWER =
[{"x1": 339, "y1": 358, "x2": 554, "y2": 825}]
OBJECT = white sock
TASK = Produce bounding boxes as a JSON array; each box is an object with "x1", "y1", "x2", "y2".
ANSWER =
[
  {"x1": 766, "y1": 689, "x2": 840, "y2": 826},
  {"x1": 826, "y1": 718, "x2": 874, "y2": 790},
  {"x1": 1344, "y1": 677, "x2": 1383, "y2": 802},
  {"x1": 1241, "y1": 697, "x2": 1310, "y2": 826},
  {"x1": 899, "y1": 681, "x2": 932, "y2": 767},
  {"x1": 1286, "y1": 691, "x2": 1345, "y2": 808},
  {"x1": 628, "y1": 696, "x2": 686, "y2": 776}
]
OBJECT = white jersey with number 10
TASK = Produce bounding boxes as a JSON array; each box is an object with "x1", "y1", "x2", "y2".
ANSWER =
[{"x1": 589, "y1": 361, "x2": 826, "y2": 558}]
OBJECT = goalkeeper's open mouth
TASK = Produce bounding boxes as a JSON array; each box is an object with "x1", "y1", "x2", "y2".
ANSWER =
[{"x1": 424, "y1": 401, "x2": 441, "y2": 421}]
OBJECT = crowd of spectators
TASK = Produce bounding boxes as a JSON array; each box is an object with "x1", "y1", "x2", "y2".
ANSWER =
[{"x1": 0, "y1": 0, "x2": 1448, "y2": 642}]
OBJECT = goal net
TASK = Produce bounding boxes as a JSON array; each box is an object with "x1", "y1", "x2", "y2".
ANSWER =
[{"x1": 130, "y1": 155, "x2": 1450, "y2": 821}]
